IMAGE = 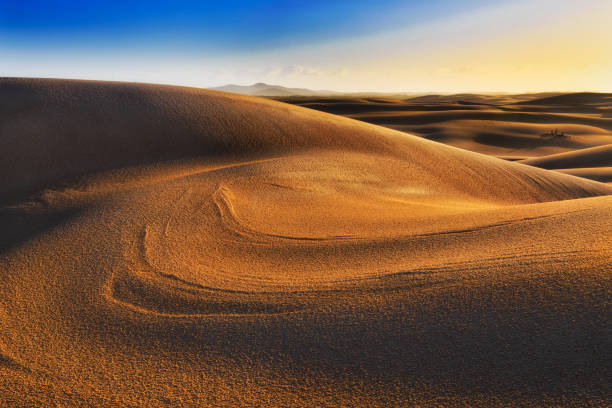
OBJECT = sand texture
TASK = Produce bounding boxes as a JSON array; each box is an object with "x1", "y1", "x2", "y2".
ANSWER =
[
  {"x1": 1, "y1": 78, "x2": 611, "y2": 407},
  {"x1": 279, "y1": 92, "x2": 612, "y2": 159}
]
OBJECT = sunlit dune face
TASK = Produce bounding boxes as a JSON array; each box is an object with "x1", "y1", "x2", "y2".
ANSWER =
[
  {"x1": 123, "y1": 153, "x2": 504, "y2": 296},
  {"x1": 1, "y1": 78, "x2": 612, "y2": 406},
  {"x1": 1, "y1": 0, "x2": 612, "y2": 405}
]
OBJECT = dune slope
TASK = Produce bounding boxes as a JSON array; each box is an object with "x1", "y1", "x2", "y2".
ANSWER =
[
  {"x1": 519, "y1": 144, "x2": 612, "y2": 183},
  {"x1": 279, "y1": 94, "x2": 612, "y2": 158},
  {"x1": 519, "y1": 144, "x2": 612, "y2": 169},
  {"x1": 0, "y1": 79, "x2": 611, "y2": 407},
  {"x1": 556, "y1": 167, "x2": 612, "y2": 183}
]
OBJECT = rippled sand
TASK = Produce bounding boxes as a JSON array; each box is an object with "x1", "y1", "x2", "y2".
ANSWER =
[{"x1": 1, "y1": 79, "x2": 611, "y2": 407}]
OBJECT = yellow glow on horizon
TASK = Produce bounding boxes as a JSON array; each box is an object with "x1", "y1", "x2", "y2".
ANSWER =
[
  {"x1": 312, "y1": 0, "x2": 612, "y2": 93},
  {"x1": 2, "y1": 0, "x2": 610, "y2": 93}
]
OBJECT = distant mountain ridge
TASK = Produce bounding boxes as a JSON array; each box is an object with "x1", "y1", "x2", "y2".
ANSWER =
[{"x1": 210, "y1": 82, "x2": 339, "y2": 97}]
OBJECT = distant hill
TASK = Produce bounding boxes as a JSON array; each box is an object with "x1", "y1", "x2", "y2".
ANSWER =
[{"x1": 210, "y1": 82, "x2": 339, "y2": 97}]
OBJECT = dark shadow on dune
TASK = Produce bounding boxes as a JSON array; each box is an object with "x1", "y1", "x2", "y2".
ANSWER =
[
  {"x1": 473, "y1": 133, "x2": 585, "y2": 150},
  {"x1": 280, "y1": 102, "x2": 482, "y2": 115},
  {"x1": 0, "y1": 354, "x2": 16, "y2": 368},
  {"x1": 81, "y1": 275, "x2": 611, "y2": 404},
  {"x1": 351, "y1": 111, "x2": 612, "y2": 130},
  {"x1": 0, "y1": 352, "x2": 30, "y2": 373},
  {"x1": 499, "y1": 105, "x2": 605, "y2": 114},
  {"x1": 0, "y1": 206, "x2": 80, "y2": 254},
  {"x1": 518, "y1": 92, "x2": 612, "y2": 106},
  {"x1": 520, "y1": 144, "x2": 612, "y2": 169}
]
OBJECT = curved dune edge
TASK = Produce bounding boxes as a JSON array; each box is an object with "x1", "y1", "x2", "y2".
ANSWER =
[
  {"x1": 519, "y1": 143, "x2": 612, "y2": 169},
  {"x1": 279, "y1": 93, "x2": 612, "y2": 158},
  {"x1": 1, "y1": 79, "x2": 611, "y2": 407},
  {"x1": 555, "y1": 166, "x2": 612, "y2": 183}
]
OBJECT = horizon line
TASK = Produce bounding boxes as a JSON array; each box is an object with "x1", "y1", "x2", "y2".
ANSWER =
[{"x1": 2, "y1": 76, "x2": 609, "y2": 96}]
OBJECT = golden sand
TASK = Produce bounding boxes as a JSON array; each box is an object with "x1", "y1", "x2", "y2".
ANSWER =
[{"x1": 1, "y1": 79, "x2": 610, "y2": 407}]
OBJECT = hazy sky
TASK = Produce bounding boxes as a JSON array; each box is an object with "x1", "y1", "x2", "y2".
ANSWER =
[{"x1": 1, "y1": 0, "x2": 611, "y2": 92}]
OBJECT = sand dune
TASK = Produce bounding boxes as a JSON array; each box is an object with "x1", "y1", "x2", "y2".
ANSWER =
[
  {"x1": 518, "y1": 144, "x2": 612, "y2": 183},
  {"x1": 519, "y1": 144, "x2": 612, "y2": 169},
  {"x1": 518, "y1": 92, "x2": 612, "y2": 107},
  {"x1": 279, "y1": 94, "x2": 612, "y2": 158},
  {"x1": 0, "y1": 78, "x2": 395, "y2": 196},
  {"x1": 556, "y1": 167, "x2": 612, "y2": 183},
  {"x1": 404, "y1": 92, "x2": 565, "y2": 105},
  {"x1": 1, "y1": 79, "x2": 611, "y2": 407}
]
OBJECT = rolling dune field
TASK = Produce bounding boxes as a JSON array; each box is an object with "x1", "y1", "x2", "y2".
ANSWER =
[
  {"x1": 280, "y1": 93, "x2": 612, "y2": 161},
  {"x1": 1, "y1": 79, "x2": 611, "y2": 407}
]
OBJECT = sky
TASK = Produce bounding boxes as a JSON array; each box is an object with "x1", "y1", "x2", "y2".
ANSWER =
[{"x1": 1, "y1": 0, "x2": 611, "y2": 93}]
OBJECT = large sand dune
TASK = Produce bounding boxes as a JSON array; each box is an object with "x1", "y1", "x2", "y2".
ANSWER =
[{"x1": 1, "y1": 79, "x2": 611, "y2": 407}]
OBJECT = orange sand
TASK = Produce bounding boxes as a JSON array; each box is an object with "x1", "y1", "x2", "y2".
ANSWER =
[
  {"x1": 280, "y1": 92, "x2": 612, "y2": 158},
  {"x1": 1, "y1": 79, "x2": 611, "y2": 407}
]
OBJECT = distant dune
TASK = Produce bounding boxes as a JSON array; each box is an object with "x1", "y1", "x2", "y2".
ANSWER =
[
  {"x1": 519, "y1": 144, "x2": 612, "y2": 183},
  {"x1": 404, "y1": 92, "x2": 564, "y2": 105},
  {"x1": 280, "y1": 93, "x2": 612, "y2": 159},
  {"x1": 1, "y1": 79, "x2": 611, "y2": 407},
  {"x1": 556, "y1": 167, "x2": 612, "y2": 183},
  {"x1": 519, "y1": 144, "x2": 612, "y2": 169},
  {"x1": 518, "y1": 92, "x2": 612, "y2": 106}
]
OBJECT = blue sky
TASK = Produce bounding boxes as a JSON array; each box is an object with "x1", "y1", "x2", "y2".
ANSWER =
[
  {"x1": 1, "y1": 0, "x2": 611, "y2": 92},
  {"x1": 1, "y1": 1, "x2": 487, "y2": 51}
]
